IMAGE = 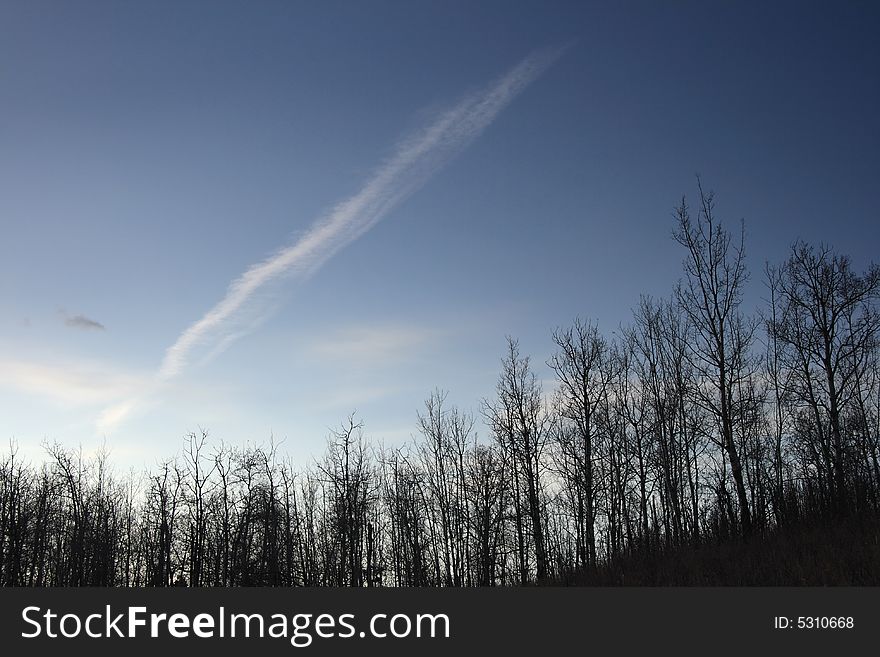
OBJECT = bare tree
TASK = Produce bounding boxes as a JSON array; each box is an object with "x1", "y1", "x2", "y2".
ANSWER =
[
  {"x1": 484, "y1": 337, "x2": 551, "y2": 582},
  {"x1": 548, "y1": 317, "x2": 614, "y2": 571},
  {"x1": 673, "y1": 181, "x2": 756, "y2": 536},
  {"x1": 182, "y1": 430, "x2": 216, "y2": 587},
  {"x1": 316, "y1": 415, "x2": 376, "y2": 586},
  {"x1": 417, "y1": 390, "x2": 474, "y2": 586},
  {"x1": 770, "y1": 242, "x2": 880, "y2": 514}
]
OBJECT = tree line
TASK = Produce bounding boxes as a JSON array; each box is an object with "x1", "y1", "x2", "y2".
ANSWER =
[{"x1": 2, "y1": 184, "x2": 879, "y2": 586}]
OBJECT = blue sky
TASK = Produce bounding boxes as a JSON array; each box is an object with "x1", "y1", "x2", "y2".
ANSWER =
[{"x1": 1, "y1": 0, "x2": 878, "y2": 469}]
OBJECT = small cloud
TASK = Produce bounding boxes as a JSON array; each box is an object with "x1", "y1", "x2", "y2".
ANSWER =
[
  {"x1": 96, "y1": 398, "x2": 138, "y2": 434},
  {"x1": 0, "y1": 357, "x2": 143, "y2": 406},
  {"x1": 62, "y1": 312, "x2": 105, "y2": 331},
  {"x1": 308, "y1": 324, "x2": 439, "y2": 366},
  {"x1": 308, "y1": 384, "x2": 402, "y2": 413}
]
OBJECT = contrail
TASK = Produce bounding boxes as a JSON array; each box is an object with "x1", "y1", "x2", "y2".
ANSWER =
[{"x1": 99, "y1": 46, "x2": 565, "y2": 431}]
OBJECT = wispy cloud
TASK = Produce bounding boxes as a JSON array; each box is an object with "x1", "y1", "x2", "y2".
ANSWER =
[
  {"x1": 0, "y1": 357, "x2": 141, "y2": 407},
  {"x1": 64, "y1": 313, "x2": 106, "y2": 331},
  {"x1": 307, "y1": 384, "x2": 404, "y2": 414},
  {"x1": 100, "y1": 46, "x2": 566, "y2": 432},
  {"x1": 96, "y1": 398, "x2": 140, "y2": 434},
  {"x1": 158, "y1": 46, "x2": 563, "y2": 381},
  {"x1": 307, "y1": 324, "x2": 440, "y2": 366}
]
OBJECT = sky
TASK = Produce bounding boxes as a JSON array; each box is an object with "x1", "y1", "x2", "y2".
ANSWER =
[{"x1": 1, "y1": 0, "x2": 879, "y2": 470}]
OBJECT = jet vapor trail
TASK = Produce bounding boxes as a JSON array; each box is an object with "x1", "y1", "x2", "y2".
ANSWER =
[{"x1": 99, "y1": 46, "x2": 564, "y2": 431}]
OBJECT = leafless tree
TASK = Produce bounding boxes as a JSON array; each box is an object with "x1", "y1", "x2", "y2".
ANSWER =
[
  {"x1": 770, "y1": 242, "x2": 880, "y2": 514},
  {"x1": 673, "y1": 181, "x2": 756, "y2": 536},
  {"x1": 548, "y1": 318, "x2": 614, "y2": 571},
  {"x1": 484, "y1": 337, "x2": 551, "y2": 582}
]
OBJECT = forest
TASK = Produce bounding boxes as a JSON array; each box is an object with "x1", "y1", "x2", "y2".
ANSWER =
[{"x1": 2, "y1": 185, "x2": 879, "y2": 586}]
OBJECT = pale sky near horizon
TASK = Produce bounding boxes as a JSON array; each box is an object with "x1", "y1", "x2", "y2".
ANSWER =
[{"x1": 2, "y1": 0, "x2": 879, "y2": 470}]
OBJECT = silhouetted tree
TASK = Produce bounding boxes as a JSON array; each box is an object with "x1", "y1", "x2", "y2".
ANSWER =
[
  {"x1": 770, "y1": 242, "x2": 880, "y2": 515},
  {"x1": 3, "y1": 185, "x2": 879, "y2": 587},
  {"x1": 484, "y1": 338, "x2": 551, "y2": 582},
  {"x1": 673, "y1": 181, "x2": 756, "y2": 537}
]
